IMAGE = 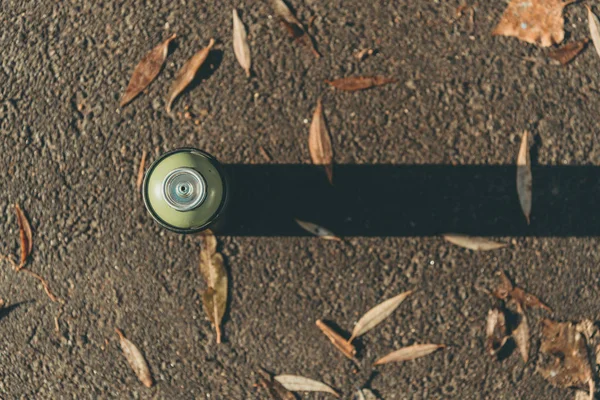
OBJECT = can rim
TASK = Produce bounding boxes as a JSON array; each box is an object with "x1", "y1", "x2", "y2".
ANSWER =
[{"x1": 142, "y1": 147, "x2": 229, "y2": 234}]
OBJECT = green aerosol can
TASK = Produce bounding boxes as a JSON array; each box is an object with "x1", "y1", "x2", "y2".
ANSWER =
[{"x1": 142, "y1": 148, "x2": 229, "y2": 233}]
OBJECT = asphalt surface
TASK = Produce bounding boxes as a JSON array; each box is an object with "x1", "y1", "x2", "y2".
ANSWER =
[{"x1": 2, "y1": 0, "x2": 600, "y2": 399}]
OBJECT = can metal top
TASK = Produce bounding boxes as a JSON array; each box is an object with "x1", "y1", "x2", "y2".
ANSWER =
[{"x1": 142, "y1": 148, "x2": 227, "y2": 233}]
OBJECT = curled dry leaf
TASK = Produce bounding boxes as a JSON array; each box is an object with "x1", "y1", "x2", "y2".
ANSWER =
[
  {"x1": 315, "y1": 320, "x2": 357, "y2": 361},
  {"x1": 166, "y1": 38, "x2": 215, "y2": 113},
  {"x1": 537, "y1": 320, "x2": 594, "y2": 400},
  {"x1": 295, "y1": 219, "x2": 340, "y2": 241},
  {"x1": 548, "y1": 39, "x2": 589, "y2": 65},
  {"x1": 443, "y1": 234, "x2": 507, "y2": 251},
  {"x1": 136, "y1": 150, "x2": 148, "y2": 192},
  {"x1": 115, "y1": 328, "x2": 153, "y2": 388},
  {"x1": 349, "y1": 290, "x2": 413, "y2": 343},
  {"x1": 493, "y1": 271, "x2": 552, "y2": 312},
  {"x1": 257, "y1": 368, "x2": 296, "y2": 400},
  {"x1": 233, "y1": 9, "x2": 251, "y2": 77},
  {"x1": 486, "y1": 308, "x2": 509, "y2": 357},
  {"x1": 15, "y1": 204, "x2": 32, "y2": 270},
  {"x1": 269, "y1": 0, "x2": 320, "y2": 57},
  {"x1": 199, "y1": 230, "x2": 228, "y2": 344},
  {"x1": 492, "y1": 0, "x2": 575, "y2": 47},
  {"x1": 516, "y1": 130, "x2": 532, "y2": 224},
  {"x1": 588, "y1": 6, "x2": 600, "y2": 60},
  {"x1": 510, "y1": 300, "x2": 530, "y2": 363},
  {"x1": 373, "y1": 343, "x2": 445, "y2": 366},
  {"x1": 309, "y1": 97, "x2": 333, "y2": 184},
  {"x1": 325, "y1": 76, "x2": 396, "y2": 92},
  {"x1": 121, "y1": 34, "x2": 176, "y2": 107},
  {"x1": 274, "y1": 375, "x2": 339, "y2": 397}
]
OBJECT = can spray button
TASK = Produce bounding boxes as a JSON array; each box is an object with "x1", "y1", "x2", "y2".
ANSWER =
[{"x1": 162, "y1": 167, "x2": 207, "y2": 211}]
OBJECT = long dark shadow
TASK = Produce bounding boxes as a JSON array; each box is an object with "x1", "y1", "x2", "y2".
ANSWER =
[{"x1": 221, "y1": 164, "x2": 599, "y2": 237}]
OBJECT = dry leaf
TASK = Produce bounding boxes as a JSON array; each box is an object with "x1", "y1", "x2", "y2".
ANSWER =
[
  {"x1": 486, "y1": 308, "x2": 509, "y2": 357},
  {"x1": 516, "y1": 130, "x2": 532, "y2": 224},
  {"x1": 492, "y1": 0, "x2": 575, "y2": 47},
  {"x1": 294, "y1": 219, "x2": 340, "y2": 241},
  {"x1": 166, "y1": 38, "x2": 215, "y2": 113},
  {"x1": 269, "y1": 0, "x2": 320, "y2": 57},
  {"x1": 493, "y1": 271, "x2": 552, "y2": 312},
  {"x1": 355, "y1": 49, "x2": 374, "y2": 61},
  {"x1": 510, "y1": 300, "x2": 530, "y2": 362},
  {"x1": 136, "y1": 150, "x2": 147, "y2": 192},
  {"x1": 257, "y1": 368, "x2": 296, "y2": 400},
  {"x1": 309, "y1": 97, "x2": 333, "y2": 184},
  {"x1": 443, "y1": 234, "x2": 507, "y2": 251},
  {"x1": 548, "y1": 39, "x2": 589, "y2": 65},
  {"x1": 538, "y1": 320, "x2": 594, "y2": 399},
  {"x1": 0, "y1": 299, "x2": 4, "y2": 308},
  {"x1": 373, "y1": 344, "x2": 445, "y2": 366},
  {"x1": 274, "y1": 375, "x2": 339, "y2": 397},
  {"x1": 315, "y1": 320, "x2": 357, "y2": 361},
  {"x1": 115, "y1": 328, "x2": 153, "y2": 387},
  {"x1": 199, "y1": 230, "x2": 228, "y2": 343},
  {"x1": 233, "y1": 9, "x2": 251, "y2": 77},
  {"x1": 588, "y1": 6, "x2": 600, "y2": 60},
  {"x1": 352, "y1": 389, "x2": 379, "y2": 400},
  {"x1": 325, "y1": 76, "x2": 396, "y2": 92},
  {"x1": 121, "y1": 34, "x2": 176, "y2": 107},
  {"x1": 349, "y1": 290, "x2": 413, "y2": 343},
  {"x1": 15, "y1": 204, "x2": 32, "y2": 270}
]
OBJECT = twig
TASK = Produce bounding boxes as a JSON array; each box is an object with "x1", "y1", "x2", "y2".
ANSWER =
[
  {"x1": 136, "y1": 150, "x2": 148, "y2": 192},
  {"x1": 20, "y1": 268, "x2": 62, "y2": 303}
]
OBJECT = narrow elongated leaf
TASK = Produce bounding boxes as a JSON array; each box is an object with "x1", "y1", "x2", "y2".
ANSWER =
[
  {"x1": 373, "y1": 344, "x2": 444, "y2": 366},
  {"x1": 257, "y1": 368, "x2": 296, "y2": 400},
  {"x1": 15, "y1": 204, "x2": 32, "y2": 270},
  {"x1": 115, "y1": 328, "x2": 153, "y2": 387},
  {"x1": 274, "y1": 375, "x2": 339, "y2": 397},
  {"x1": 486, "y1": 308, "x2": 509, "y2": 357},
  {"x1": 309, "y1": 97, "x2": 333, "y2": 184},
  {"x1": 270, "y1": 0, "x2": 320, "y2": 57},
  {"x1": 511, "y1": 301, "x2": 530, "y2": 362},
  {"x1": 516, "y1": 130, "x2": 532, "y2": 224},
  {"x1": 233, "y1": 9, "x2": 251, "y2": 77},
  {"x1": 166, "y1": 38, "x2": 215, "y2": 113},
  {"x1": 548, "y1": 39, "x2": 588, "y2": 65},
  {"x1": 295, "y1": 219, "x2": 340, "y2": 241},
  {"x1": 325, "y1": 76, "x2": 396, "y2": 91},
  {"x1": 121, "y1": 34, "x2": 176, "y2": 107},
  {"x1": 352, "y1": 389, "x2": 379, "y2": 400},
  {"x1": 443, "y1": 234, "x2": 507, "y2": 251},
  {"x1": 349, "y1": 290, "x2": 413, "y2": 343},
  {"x1": 136, "y1": 150, "x2": 147, "y2": 192},
  {"x1": 199, "y1": 230, "x2": 228, "y2": 343},
  {"x1": 315, "y1": 320, "x2": 357, "y2": 361},
  {"x1": 588, "y1": 6, "x2": 600, "y2": 60}
]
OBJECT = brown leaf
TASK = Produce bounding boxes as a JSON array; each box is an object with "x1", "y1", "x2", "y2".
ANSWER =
[
  {"x1": 492, "y1": 0, "x2": 576, "y2": 47},
  {"x1": 199, "y1": 230, "x2": 227, "y2": 344},
  {"x1": 548, "y1": 39, "x2": 589, "y2": 65},
  {"x1": 233, "y1": 9, "x2": 252, "y2": 77},
  {"x1": 373, "y1": 344, "x2": 445, "y2": 366},
  {"x1": 325, "y1": 76, "x2": 396, "y2": 92},
  {"x1": 15, "y1": 204, "x2": 32, "y2": 270},
  {"x1": 510, "y1": 300, "x2": 530, "y2": 362},
  {"x1": 166, "y1": 38, "x2": 215, "y2": 113},
  {"x1": 257, "y1": 368, "x2": 296, "y2": 400},
  {"x1": 493, "y1": 271, "x2": 552, "y2": 312},
  {"x1": 115, "y1": 328, "x2": 154, "y2": 387},
  {"x1": 294, "y1": 219, "x2": 340, "y2": 241},
  {"x1": 309, "y1": 97, "x2": 333, "y2": 184},
  {"x1": 486, "y1": 308, "x2": 509, "y2": 357},
  {"x1": 315, "y1": 320, "x2": 357, "y2": 361},
  {"x1": 443, "y1": 234, "x2": 507, "y2": 251},
  {"x1": 269, "y1": 0, "x2": 320, "y2": 57},
  {"x1": 492, "y1": 271, "x2": 514, "y2": 300},
  {"x1": 120, "y1": 34, "x2": 176, "y2": 107},
  {"x1": 537, "y1": 320, "x2": 594, "y2": 398},
  {"x1": 516, "y1": 130, "x2": 532, "y2": 224},
  {"x1": 136, "y1": 150, "x2": 147, "y2": 192}
]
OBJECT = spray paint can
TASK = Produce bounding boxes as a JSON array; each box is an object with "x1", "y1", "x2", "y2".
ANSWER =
[{"x1": 142, "y1": 148, "x2": 229, "y2": 234}]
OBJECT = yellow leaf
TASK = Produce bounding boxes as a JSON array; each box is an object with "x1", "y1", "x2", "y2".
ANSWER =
[
  {"x1": 115, "y1": 328, "x2": 154, "y2": 387},
  {"x1": 199, "y1": 230, "x2": 228, "y2": 344}
]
